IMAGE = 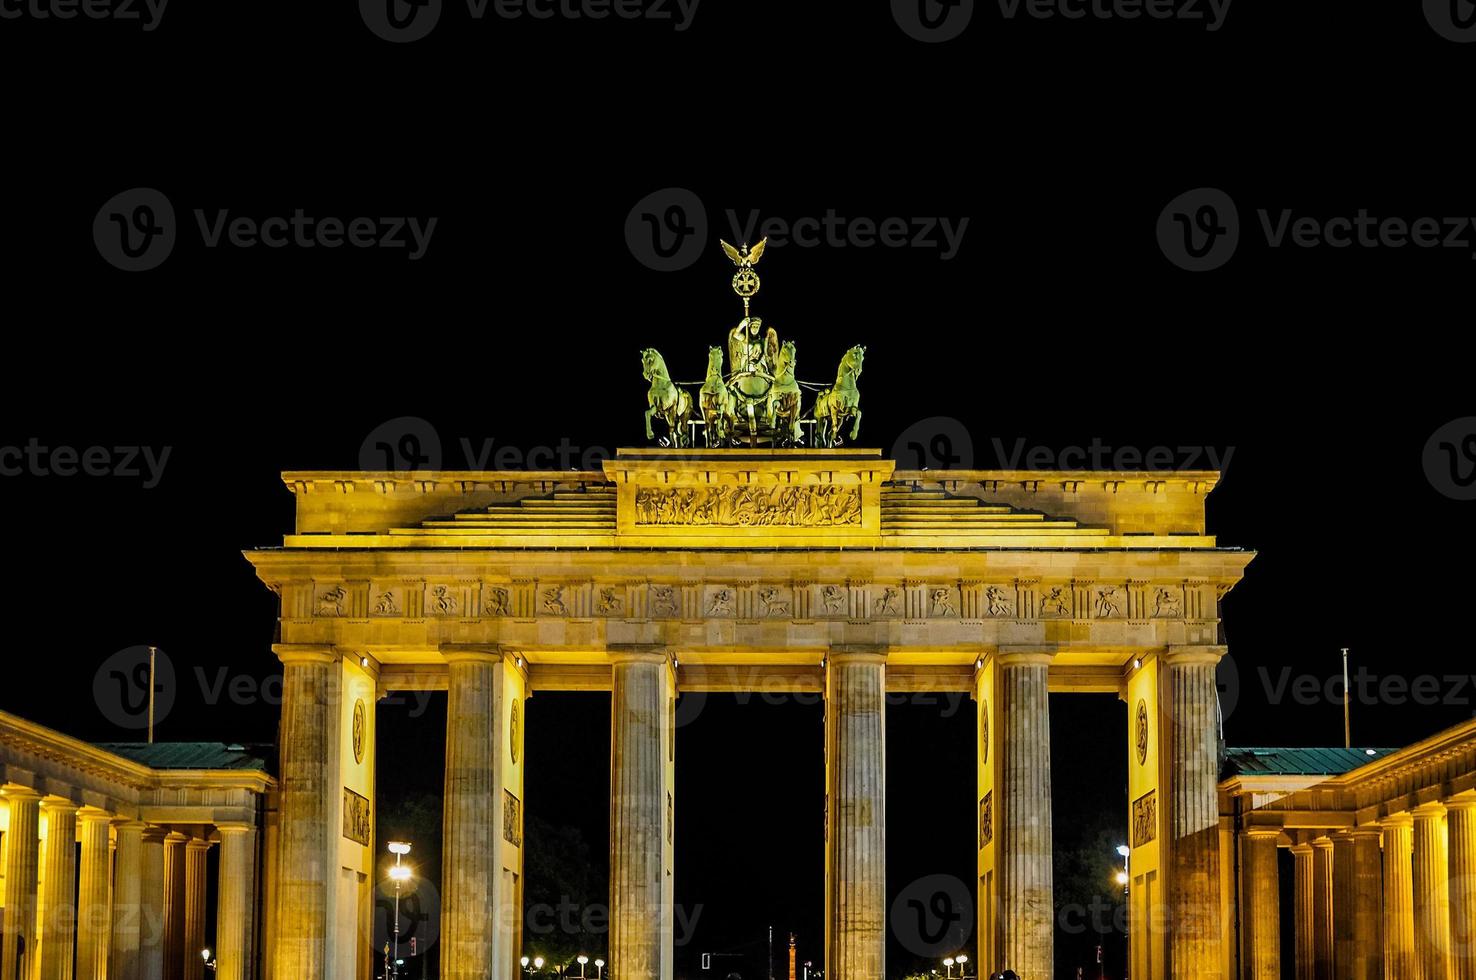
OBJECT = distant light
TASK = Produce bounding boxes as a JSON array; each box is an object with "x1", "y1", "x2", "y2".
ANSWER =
[
  {"x1": 516, "y1": 656, "x2": 524, "y2": 668},
  {"x1": 1116, "y1": 845, "x2": 1131, "y2": 857},
  {"x1": 522, "y1": 957, "x2": 530, "y2": 968},
  {"x1": 389, "y1": 865, "x2": 412, "y2": 882},
  {"x1": 944, "y1": 959, "x2": 954, "y2": 968},
  {"x1": 534, "y1": 957, "x2": 545, "y2": 969},
  {"x1": 1116, "y1": 871, "x2": 1130, "y2": 885},
  {"x1": 975, "y1": 659, "x2": 983, "y2": 671},
  {"x1": 578, "y1": 956, "x2": 589, "y2": 965},
  {"x1": 360, "y1": 656, "x2": 369, "y2": 668},
  {"x1": 388, "y1": 841, "x2": 412, "y2": 856},
  {"x1": 595, "y1": 960, "x2": 605, "y2": 969},
  {"x1": 201, "y1": 949, "x2": 211, "y2": 962},
  {"x1": 956, "y1": 955, "x2": 968, "y2": 964},
  {"x1": 1365, "y1": 748, "x2": 1377, "y2": 756},
  {"x1": 1133, "y1": 658, "x2": 1142, "y2": 670}
]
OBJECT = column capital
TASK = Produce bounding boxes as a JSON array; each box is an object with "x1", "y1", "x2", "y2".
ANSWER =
[
  {"x1": 272, "y1": 643, "x2": 337, "y2": 666},
  {"x1": 185, "y1": 837, "x2": 213, "y2": 853},
  {"x1": 1, "y1": 783, "x2": 42, "y2": 801},
  {"x1": 1242, "y1": 826, "x2": 1284, "y2": 841},
  {"x1": 995, "y1": 645, "x2": 1056, "y2": 668},
  {"x1": 1289, "y1": 841, "x2": 1315, "y2": 856},
  {"x1": 607, "y1": 643, "x2": 671, "y2": 665},
  {"x1": 39, "y1": 796, "x2": 80, "y2": 814},
  {"x1": 1413, "y1": 800, "x2": 1448, "y2": 820},
  {"x1": 1162, "y1": 644, "x2": 1227, "y2": 667},
  {"x1": 1446, "y1": 794, "x2": 1476, "y2": 812},
  {"x1": 827, "y1": 644, "x2": 887, "y2": 665},
  {"x1": 113, "y1": 818, "x2": 150, "y2": 832},
  {"x1": 77, "y1": 806, "x2": 113, "y2": 825},
  {"x1": 165, "y1": 829, "x2": 190, "y2": 844},
  {"x1": 1349, "y1": 824, "x2": 1384, "y2": 840},
  {"x1": 213, "y1": 821, "x2": 255, "y2": 835},
  {"x1": 1310, "y1": 835, "x2": 1335, "y2": 851},
  {"x1": 440, "y1": 643, "x2": 504, "y2": 666},
  {"x1": 140, "y1": 824, "x2": 170, "y2": 844},
  {"x1": 1382, "y1": 812, "x2": 1415, "y2": 829}
]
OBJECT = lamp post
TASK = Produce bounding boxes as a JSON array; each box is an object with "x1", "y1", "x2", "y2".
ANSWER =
[
  {"x1": 387, "y1": 842, "x2": 413, "y2": 979},
  {"x1": 956, "y1": 954, "x2": 968, "y2": 979},
  {"x1": 594, "y1": 959, "x2": 605, "y2": 979},
  {"x1": 201, "y1": 948, "x2": 215, "y2": 972},
  {"x1": 1116, "y1": 844, "x2": 1131, "y2": 980},
  {"x1": 944, "y1": 958, "x2": 955, "y2": 978},
  {"x1": 576, "y1": 955, "x2": 589, "y2": 979}
]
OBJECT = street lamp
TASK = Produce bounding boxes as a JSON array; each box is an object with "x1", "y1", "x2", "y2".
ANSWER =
[
  {"x1": 594, "y1": 959, "x2": 605, "y2": 979},
  {"x1": 201, "y1": 948, "x2": 215, "y2": 971},
  {"x1": 387, "y1": 842, "x2": 413, "y2": 979},
  {"x1": 577, "y1": 955, "x2": 589, "y2": 979},
  {"x1": 1116, "y1": 844, "x2": 1132, "y2": 980},
  {"x1": 944, "y1": 957, "x2": 955, "y2": 978},
  {"x1": 956, "y1": 954, "x2": 969, "y2": 979},
  {"x1": 534, "y1": 956, "x2": 546, "y2": 972}
]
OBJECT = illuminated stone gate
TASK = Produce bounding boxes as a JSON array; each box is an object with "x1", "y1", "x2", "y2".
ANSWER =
[{"x1": 246, "y1": 449, "x2": 1251, "y2": 980}]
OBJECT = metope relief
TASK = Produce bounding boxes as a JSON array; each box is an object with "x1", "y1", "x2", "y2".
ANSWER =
[{"x1": 633, "y1": 484, "x2": 861, "y2": 527}]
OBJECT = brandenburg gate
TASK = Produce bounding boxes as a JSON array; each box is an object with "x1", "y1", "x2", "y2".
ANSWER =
[{"x1": 248, "y1": 446, "x2": 1251, "y2": 979}]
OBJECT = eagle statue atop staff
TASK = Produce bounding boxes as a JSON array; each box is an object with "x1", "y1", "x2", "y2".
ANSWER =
[{"x1": 721, "y1": 237, "x2": 767, "y2": 317}]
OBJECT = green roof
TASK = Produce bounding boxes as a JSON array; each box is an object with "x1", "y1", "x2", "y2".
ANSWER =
[
  {"x1": 93, "y1": 742, "x2": 271, "y2": 772},
  {"x1": 1223, "y1": 746, "x2": 1397, "y2": 778}
]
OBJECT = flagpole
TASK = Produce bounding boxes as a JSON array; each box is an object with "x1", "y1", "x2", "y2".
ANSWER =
[{"x1": 1342, "y1": 647, "x2": 1350, "y2": 749}]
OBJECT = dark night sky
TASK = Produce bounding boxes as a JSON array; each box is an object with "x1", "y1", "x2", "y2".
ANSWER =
[{"x1": 2, "y1": 3, "x2": 1472, "y2": 977}]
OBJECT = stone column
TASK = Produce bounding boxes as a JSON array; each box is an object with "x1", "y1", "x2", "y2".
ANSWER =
[
  {"x1": 163, "y1": 831, "x2": 187, "y2": 980},
  {"x1": 1383, "y1": 814, "x2": 1417, "y2": 979},
  {"x1": 1312, "y1": 836, "x2": 1334, "y2": 979},
  {"x1": 825, "y1": 649, "x2": 886, "y2": 980},
  {"x1": 183, "y1": 838, "x2": 210, "y2": 980},
  {"x1": 214, "y1": 823, "x2": 257, "y2": 980},
  {"x1": 1332, "y1": 833, "x2": 1356, "y2": 979},
  {"x1": 993, "y1": 650, "x2": 1051, "y2": 980},
  {"x1": 1449, "y1": 797, "x2": 1476, "y2": 979},
  {"x1": 1164, "y1": 646, "x2": 1225, "y2": 977},
  {"x1": 139, "y1": 826, "x2": 169, "y2": 980},
  {"x1": 1, "y1": 786, "x2": 42, "y2": 980},
  {"x1": 75, "y1": 809, "x2": 112, "y2": 980},
  {"x1": 110, "y1": 821, "x2": 147, "y2": 980},
  {"x1": 1349, "y1": 828, "x2": 1383, "y2": 980},
  {"x1": 1291, "y1": 842, "x2": 1314, "y2": 980},
  {"x1": 272, "y1": 645, "x2": 335, "y2": 980},
  {"x1": 611, "y1": 648, "x2": 675, "y2": 980},
  {"x1": 36, "y1": 799, "x2": 79, "y2": 980},
  {"x1": 1414, "y1": 802, "x2": 1454, "y2": 980},
  {"x1": 441, "y1": 648, "x2": 500, "y2": 980},
  {"x1": 1239, "y1": 828, "x2": 1280, "y2": 980}
]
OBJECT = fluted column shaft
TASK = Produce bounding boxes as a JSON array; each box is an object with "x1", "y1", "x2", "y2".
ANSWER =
[
  {"x1": 612, "y1": 650, "x2": 675, "y2": 980},
  {"x1": 75, "y1": 811, "x2": 112, "y2": 980},
  {"x1": 442, "y1": 650, "x2": 499, "y2": 980},
  {"x1": 1449, "y1": 799, "x2": 1476, "y2": 979},
  {"x1": 995, "y1": 652, "x2": 1051, "y2": 980},
  {"x1": 1165, "y1": 648, "x2": 1224, "y2": 977},
  {"x1": 1383, "y1": 815, "x2": 1417, "y2": 980},
  {"x1": 139, "y1": 827, "x2": 168, "y2": 980},
  {"x1": 272, "y1": 647, "x2": 334, "y2": 980},
  {"x1": 110, "y1": 821, "x2": 147, "y2": 980},
  {"x1": 214, "y1": 824, "x2": 256, "y2": 980},
  {"x1": 37, "y1": 800, "x2": 79, "y2": 980},
  {"x1": 1240, "y1": 829, "x2": 1281, "y2": 980},
  {"x1": 1292, "y1": 843, "x2": 1315, "y2": 980},
  {"x1": 1415, "y1": 803, "x2": 1453, "y2": 980},
  {"x1": 2, "y1": 787, "x2": 41, "y2": 980},
  {"x1": 1312, "y1": 837, "x2": 1334, "y2": 979},
  {"x1": 163, "y1": 832, "x2": 187, "y2": 980},
  {"x1": 183, "y1": 839, "x2": 210, "y2": 980},
  {"x1": 825, "y1": 651, "x2": 886, "y2": 980},
  {"x1": 1349, "y1": 829, "x2": 1384, "y2": 980}
]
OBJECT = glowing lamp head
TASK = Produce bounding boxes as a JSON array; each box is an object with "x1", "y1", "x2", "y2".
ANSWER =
[
  {"x1": 1116, "y1": 845, "x2": 1131, "y2": 857},
  {"x1": 534, "y1": 957, "x2": 545, "y2": 969},
  {"x1": 389, "y1": 865, "x2": 412, "y2": 882},
  {"x1": 522, "y1": 957, "x2": 530, "y2": 968},
  {"x1": 387, "y1": 841, "x2": 412, "y2": 856},
  {"x1": 595, "y1": 960, "x2": 605, "y2": 969},
  {"x1": 956, "y1": 955, "x2": 968, "y2": 964},
  {"x1": 944, "y1": 959, "x2": 955, "y2": 967},
  {"x1": 578, "y1": 956, "x2": 589, "y2": 965},
  {"x1": 201, "y1": 949, "x2": 211, "y2": 962},
  {"x1": 1116, "y1": 871, "x2": 1130, "y2": 885}
]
